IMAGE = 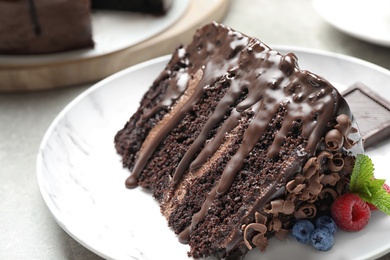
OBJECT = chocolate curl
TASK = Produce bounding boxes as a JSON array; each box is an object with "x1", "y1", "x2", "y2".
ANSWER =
[
  {"x1": 243, "y1": 223, "x2": 267, "y2": 250},
  {"x1": 318, "y1": 187, "x2": 338, "y2": 201},
  {"x1": 304, "y1": 165, "x2": 317, "y2": 179},
  {"x1": 336, "y1": 177, "x2": 350, "y2": 195},
  {"x1": 263, "y1": 200, "x2": 283, "y2": 215},
  {"x1": 306, "y1": 180, "x2": 323, "y2": 203},
  {"x1": 343, "y1": 137, "x2": 356, "y2": 149},
  {"x1": 334, "y1": 114, "x2": 351, "y2": 135},
  {"x1": 303, "y1": 157, "x2": 319, "y2": 173},
  {"x1": 328, "y1": 155, "x2": 344, "y2": 172},
  {"x1": 285, "y1": 193, "x2": 297, "y2": 203},
  {"x1": 321, "y1": 172, "x2": 341, "y2": 186},
  {"x1": 309, "y1": 171, "x2": 323, "y2": 183},
  {"x1": 325, "y1": 129, "x2": 344, "y2": 151},
  {"x1": 317, "y1": 187, "x2": 339, "y2": 211},
  {"x1": 299, "y1": 189, "x2": 311, "y2": 201},
  {"x1": 269, "y1": 217, "x2": 282, "y2": 232},
  {"x1": 281, "y1": 199, "x2": 295, "y2": 215},
  {"x1": 300, "y1": 172, "x2": 323, "y2": 203},
  {"x1": 342, "y1": 155, "x2": 355, "y2": 174},
  {"x1": 255, "y1": 212, "x2": 268, "y2": 225},
  {"x1": 263, "y1": 199, "x2": 294, "y2": 215},
  {"x1": 286, "y1": 179, "x2": 306, "y2": 194},
  {"x1": 317, "y1": 150, "x2": 333, "y2": 164},
  {"x1": 294, "y1": 203, "x2": 317, "y2": 219},
  {"x1": 334, "y1": 114, "x2": 359, "y2": 150}
]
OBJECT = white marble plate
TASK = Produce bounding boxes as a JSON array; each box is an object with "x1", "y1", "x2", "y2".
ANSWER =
[
  {"x1": 37, "y1": 47, "x2": 390, "y2": 260},
  {"x1": 313, "y1": 0, "x2": 390, "y2": 47},
  {"x1": 0, "y1": 0, "x2": 189, "y2": 65}
]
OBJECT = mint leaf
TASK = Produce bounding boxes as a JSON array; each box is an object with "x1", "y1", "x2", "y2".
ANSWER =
[
  {"x1": 369, "y1": 188, "x2": 390, "y2": 215},
  {"x1": 368, "y1": 178, "x2": 386, "y2": 193},
  {"x1": 349, "y1": 154, "x2": 390, "y2": 215},
  {"x1": 350, "y1": 154, "x2": 375, "y2": 193}
]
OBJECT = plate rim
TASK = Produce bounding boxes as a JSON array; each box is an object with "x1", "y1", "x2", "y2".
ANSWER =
[{"x1": 313, "y1": 0, "x2": 390, "y2": 47}]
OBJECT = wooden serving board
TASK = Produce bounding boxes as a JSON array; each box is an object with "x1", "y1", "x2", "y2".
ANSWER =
[{"x1": 0, "y1": 0, "x2": 230, "y2": 92}]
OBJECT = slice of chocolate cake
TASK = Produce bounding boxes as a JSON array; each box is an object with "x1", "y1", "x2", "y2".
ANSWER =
[{"x1": 114, "y1": 22, "x2": 363, "y2": 259}]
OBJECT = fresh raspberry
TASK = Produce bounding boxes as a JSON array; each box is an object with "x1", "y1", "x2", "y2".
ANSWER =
[
  {"x1": 331, "y1": 193, "x2": 371, "y2": 232},
  {"x1": 368, "y1": 203, "x2": 377, "y2": 210},
  {"x1": 367, "y1": 183, "x2": 390, "y2": 210}
]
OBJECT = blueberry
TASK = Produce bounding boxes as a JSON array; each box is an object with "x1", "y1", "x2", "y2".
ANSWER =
[
  {"x1": 315, "y1": 215, "x2": 337, "y2": 235},
  {"x1": 292, "y1": 220, "x2": 315, "y2": 244},
  {"x1": 310, "y1": 228, "x2": 334, "y2": 251}
]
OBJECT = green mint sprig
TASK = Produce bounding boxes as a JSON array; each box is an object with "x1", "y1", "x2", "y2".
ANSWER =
[{"x1": 350, "y1": 154, "x2": 390, "y2": 215}]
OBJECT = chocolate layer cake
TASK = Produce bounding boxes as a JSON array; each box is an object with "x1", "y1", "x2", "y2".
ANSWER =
[
  {"x1": 114, "y1": 22, "x2": 363, "y2": 259},
  {"x1": 0, "y1": 0, "x2": 93, "y2": 54}
]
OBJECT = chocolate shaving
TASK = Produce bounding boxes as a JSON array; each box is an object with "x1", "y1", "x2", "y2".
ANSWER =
[
  {"x1": 318, "y1": 188, "x2": 338, "y2": 201},
  {"x1": 334, "y1": 114, "x2": 352, "y2": 135},
  {"x1": 342, "y1": 155, "x2": 355, "y2": 174},
  {"x1": 255, "y1": 212, "x2": 268, "y2": 225},
  {"x1": 294, "y1": 203, "x2": 317, "y2": 219},
  {"x1": 317, "y1": 150, "x2": 333, "y2": 162},
  {"x1": 286, "y1": 180, "x2": 306, "y2": 194},
  {"x1": 243, "y1": 223, "x2": 267, "y2": 250},
  {"x1": 325, "y1": 129, "x2": 344, "y2": 151},
  {"x1": 328, "y1": 155, "x2": 344, "y2": 172},
  {"x1": 321, "y1": 173, "x2": 340, "y2": 186}
]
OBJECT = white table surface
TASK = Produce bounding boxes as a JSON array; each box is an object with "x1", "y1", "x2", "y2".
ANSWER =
[{"x1": 1, "y1": 0, "x2": 390, "y2": 259}]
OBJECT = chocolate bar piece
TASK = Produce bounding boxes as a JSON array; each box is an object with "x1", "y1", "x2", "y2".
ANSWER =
[{"x1": 342, "y1": 82, "x2": 390, "y2": 149}]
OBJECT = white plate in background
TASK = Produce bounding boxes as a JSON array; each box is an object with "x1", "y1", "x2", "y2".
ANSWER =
[
  {"x1": 313, "y1": 0, "x2": 390, "y2": 47},
  {"x1": 37, "y1": 47, "x2": 390, "y2": 260}
]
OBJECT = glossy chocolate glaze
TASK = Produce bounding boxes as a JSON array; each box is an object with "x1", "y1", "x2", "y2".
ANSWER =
[
  {"x1": 123, "y1": 22, "x2": 361, "y2": 256},
  {"x1": 126, "y1": 22, "x2": 345, "y2": 190}
]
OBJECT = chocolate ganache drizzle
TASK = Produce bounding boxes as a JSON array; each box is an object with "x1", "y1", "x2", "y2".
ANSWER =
[
  {"x1": 126, "y1": 22, "x2": 342, "y2": 190},
  {"x1": 123, "y1": 22, "x2": 360, "y2": 250}
]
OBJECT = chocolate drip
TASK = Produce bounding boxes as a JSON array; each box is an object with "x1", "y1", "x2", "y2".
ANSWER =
[
  {"x1": 190, "y1": 108, "x2": 241, "y2": 171},
  {"x1": 27, "y1": 0, "x2": 41, "y2": 35},
  {"x1": 173, "y1": 75, "x2": 246, "y2": 183},
  {"x1": 178, "y1": 186, "x2": 218, "y2": 244},
  {"x1": 126, "y1": 69, "x2": 206, "y2": 188}
]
